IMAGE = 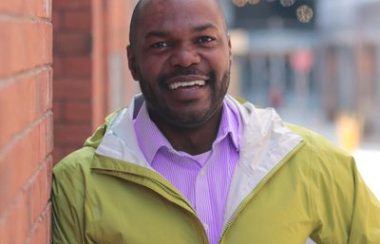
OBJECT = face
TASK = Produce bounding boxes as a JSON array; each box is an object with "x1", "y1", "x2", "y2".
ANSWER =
[{"x1": 128, "y1": 0, "x2": 231, "y2": 128}]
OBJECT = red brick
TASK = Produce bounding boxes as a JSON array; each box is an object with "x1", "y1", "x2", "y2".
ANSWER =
[
  {"x1": 37, "y1": 67, "x2": 53, "y2": 114},
  {"x1": 54, "y1": 123, "x2": 91, "y2": 146},
  {"x1": 28, "y1": 158, "x2": 51, "y2": 226},
  {"x1": 0, "y1": 194, "x2": 30, "y2": 244},
  {"x1": 26, "y1": 203, "x2": 51, "y2": 244},
  {"x1": 62, "y1": 9, "x2": 92, "y2": 31},
  {"x1": 64, "y1": 101, "x2": 92, "y2": 122},
  {"x1": 0, "y1": 20, "x2": 52, "y2": 78},
  {"x1": 46, "y1": 203, "x2": 52, "y2": 244},
  {"x1": 46, "y1": 154, "x2": 53, "y2": 190},
  {"x1": 0, "y1": 219, "x2": 5, "y2": 243},
  {"x1": 107, "y1": 0, "x2": 131, "y2": 50},
  {"x1": 53, "y1": 0, "x2": 91, "y2": 10},
  {"x1": 63, "y1": 56, "x2": 92, "y2": 78},
  {"x1": 39, "y1": 113, "x2": 54, "y2": 160},
  {"x1": 53, "y1": 56, "x2": 64, "y2": 78},
  {"x1": 53, "y1": 78, "x2": 92, "y2": 100},
  {"x1": 54, "y1": 145, "x2": 80, "y2": 162},
  {"x1": 0, "y1": 1, "x2": 23, "y2": 16},
  {"x1": 0, "y1": 114, "x2": 53, "y2": 213},
  {"x1": 0, "y1": 0, "x2": 51, "y2": 19},
  {"x1": 0, "y1": 1, "x2": 53, "y2": 243},
  {"x1": 0, "y1": 78, "x2": 35, "y2": 148},
  {"x1": 27, "y1": 221, "x2": 44, "y2": 244},
  {"x1": 62, "y1": 145, "x2": 81, "y2": 157},
  {"x1": 0, "y1": 68, "x2": 52, "y2": 148},
  {"x1": 52, "y1": 10, "x2": 62, "y2": 31},
  {"x1": 35, "y1": 0, "x2": 52, "y2": 19},
  {"x1": 52, "y1": 147, "x2": 64, "y2": 164},
  {"x1": 54, "y1": 32, "x2": 92, "y2": 55},
  {"x1": 53, "y1": 101, "x2": 64, "y2": 122},
  {"x1": 0, "y1": 216, "x2": 10, "y2": 244}
]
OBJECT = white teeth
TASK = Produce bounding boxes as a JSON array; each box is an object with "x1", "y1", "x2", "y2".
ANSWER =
[{"x1": 169, "y1": 80, "x2": 206, "y2": 90}]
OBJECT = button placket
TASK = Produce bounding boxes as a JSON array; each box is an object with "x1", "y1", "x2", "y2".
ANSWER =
[{"x1": 195, "y1": 166, "x2": 211, "y2": 233}]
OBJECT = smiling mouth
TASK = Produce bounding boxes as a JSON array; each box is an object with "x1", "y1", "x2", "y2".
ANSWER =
[{"x1": 168, "y1": 80, "x2": 206, "y2": 90}]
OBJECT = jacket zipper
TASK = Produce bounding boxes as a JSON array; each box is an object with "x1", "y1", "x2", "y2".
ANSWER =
[
  {"x1": 218, "y1": 192, "x2": 256, "y2": 244},
  {"x1": 148, "y1": 177, "x2": 210, "y2": 244},
  {"x1": 218, "y1": 141, "x2": 305, "y2": 243}
]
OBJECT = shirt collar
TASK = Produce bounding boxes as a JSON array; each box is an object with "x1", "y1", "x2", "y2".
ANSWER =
[
  {"x1": 133, "y1": 104, "x2": 172, "y2": 164},
  {"x1": 216, "y1": 97, "x2": 241, "y2": 151},
  {"x1": 133, "y1": 97, "x2": 242, "y2": 165}
]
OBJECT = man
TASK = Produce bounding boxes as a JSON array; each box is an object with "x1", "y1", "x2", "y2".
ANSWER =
[{"x1": 52, "y1": 0, "x2": 380, "y2": 243}]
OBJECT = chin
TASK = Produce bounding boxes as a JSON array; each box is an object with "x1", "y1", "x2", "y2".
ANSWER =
[{"x1": 166, "y1": 108, "x2": 218, "y2": 129}]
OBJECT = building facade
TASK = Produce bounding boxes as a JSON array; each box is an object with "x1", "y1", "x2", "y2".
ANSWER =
[{"x1": 318, "y1": 0, "x2": 380, "y2": 143}]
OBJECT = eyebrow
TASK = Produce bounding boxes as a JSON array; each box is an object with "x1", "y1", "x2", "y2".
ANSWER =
[
  {"x1": 193, "y1": 23, "x2": 217, "y2": 32},
  {"x1": 144, "y1": 23, "x2": 218, "y2": 39},
  {"x1": 145, "y1": 31, "x2": 168, "y2": 39}
]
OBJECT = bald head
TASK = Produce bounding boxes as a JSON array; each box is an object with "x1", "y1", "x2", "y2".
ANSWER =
[{"x1": 128, "y1": 0, "x2": 228, "y2": 48}]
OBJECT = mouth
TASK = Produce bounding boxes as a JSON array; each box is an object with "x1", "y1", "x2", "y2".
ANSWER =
[
  {"x1": 169, "y1": 80, "x2": 206, "y2": 90},
  {"x1": 165, "y1": 75, "x2": 209, "y2": 91}
]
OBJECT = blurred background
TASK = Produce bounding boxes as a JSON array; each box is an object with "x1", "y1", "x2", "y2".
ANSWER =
[
  {"x1": 0, "y1": 0, "x2": 379, "y2": 243},
  {"x1": 224, "y1": 0, "x2": 380, "y2": 200},
  {"x1": 225, "y1": 1, "x2": 380, "y2": 240}
]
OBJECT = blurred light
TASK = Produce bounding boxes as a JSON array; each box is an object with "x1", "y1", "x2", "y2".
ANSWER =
[
  {"x1": 230, "y1": 29, "x2": 250, "y2": 55},
  {"x1": 248, "y1": 0, "x2": 260, "y2": 5},
  {"x1": 233, "y1": 0, "x2": 248, "y2": 7},
  {"x1": 296, "y1": 5, "x2": 313, "y2": 23},
  {"x1": 290, "y1": 49, "x2": 314, "y2": 73},
  {"x1": 280, "y1": 0, "x2": 295, "y2": 7},
  {"x1": 336, "y1": 113, "x2": 361, "y2": 152}
]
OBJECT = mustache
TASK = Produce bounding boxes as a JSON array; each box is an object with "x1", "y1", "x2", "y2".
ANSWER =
[{"x1": 158, "y1": 67, "x2": 211, "y2": 86}]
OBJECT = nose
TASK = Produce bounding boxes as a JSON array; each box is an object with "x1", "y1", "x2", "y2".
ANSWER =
[{"x1": 169, "y1": 44, "x2": 201, "y2": 67}]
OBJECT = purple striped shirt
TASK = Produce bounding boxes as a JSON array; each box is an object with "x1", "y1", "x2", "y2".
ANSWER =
[{"x1": 133, "y1": 98, "x2": 241, "y2": 244}]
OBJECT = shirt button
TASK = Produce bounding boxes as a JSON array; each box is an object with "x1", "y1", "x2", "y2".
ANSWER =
[{"x1": 200, "y1": 169, "x2": 206, "y2": 176}]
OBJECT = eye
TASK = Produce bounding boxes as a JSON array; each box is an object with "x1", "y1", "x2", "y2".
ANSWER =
[
  {"x1": 151, "y1": 41, "x2": 169, "y2": 49},
  {"x1": 196, "y1": 36, "x2": 215, "y2": 44}
]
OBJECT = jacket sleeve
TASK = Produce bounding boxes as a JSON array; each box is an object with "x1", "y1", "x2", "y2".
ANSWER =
[
  {"x1": 52, "y1": 159, "x2": 86, "y2": 244},
  {"x1": 310, "y1": 155, "x2": 380, "y2": 243},
  {"x1": 347, "y1": 161, "x2": 380, "y2": 243}
]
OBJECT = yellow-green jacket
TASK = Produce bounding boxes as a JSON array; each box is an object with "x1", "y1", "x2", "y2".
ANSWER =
[{"x1": 52, "y1": 95, "x2": 380, "y2": 244}]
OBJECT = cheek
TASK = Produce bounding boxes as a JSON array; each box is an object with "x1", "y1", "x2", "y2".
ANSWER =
[
  {"x1": 207, "y1": 50, "x2": 230, "y2": 70},
  {"x1": 138, "y1": 58, "x2": 166, "y2": 81}
]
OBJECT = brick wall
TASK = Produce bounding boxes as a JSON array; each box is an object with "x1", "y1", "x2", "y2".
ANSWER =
[
  {"x1": 107, "y1": 0, "x2": 138, "y2": 111},
  {"x1": 53, "y1": 0, "x2": 95, "y2": 161},
  {"x1": 0, "y1": 0, "x2": 53, "y2": 243},
  {"x1": 53, "y1": 0, "x2": 136, "y2": 162}
]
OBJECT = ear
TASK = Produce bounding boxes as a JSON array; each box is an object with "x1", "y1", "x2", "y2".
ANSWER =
[
  {"x1": 127, "y1": 45, "x2": 140, "y2": 81},
  {"x1": 227, "y1": 34, "x2": 232, "y2": 63}
]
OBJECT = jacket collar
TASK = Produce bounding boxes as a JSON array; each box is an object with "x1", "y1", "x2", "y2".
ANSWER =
[{"x1": 95, "y1": 94, "x2": 151, "y2": 168}]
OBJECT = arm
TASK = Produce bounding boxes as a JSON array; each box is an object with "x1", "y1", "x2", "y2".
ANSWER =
[
  {"x1": 310, "y1": 156, "x2": 380, "y2": 243},
  {"x1": 52, "y1": 158, "x2": 86, "y2": 244},
  {"x1": 348, "y1": 162, "x2": 380, "y2": 243}
]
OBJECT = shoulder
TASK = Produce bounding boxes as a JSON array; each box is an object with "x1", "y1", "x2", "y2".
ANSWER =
[
  {"x1": 52, "y1": 148, "x2": 96, "y2": 243},
  {"x1": 287, "y1": 123, "x2": 353, "y2": 162},
  {"x1": 53, "y1": 146, "x2": 96, "y2": 187},
  {"x1": 286, "y1": 123, "x2": 356, "y2": 192}
]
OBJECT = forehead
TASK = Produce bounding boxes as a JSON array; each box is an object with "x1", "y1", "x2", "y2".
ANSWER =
[{"x1": 137, "y1": 0, "x2": 225, "y2": 35}]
